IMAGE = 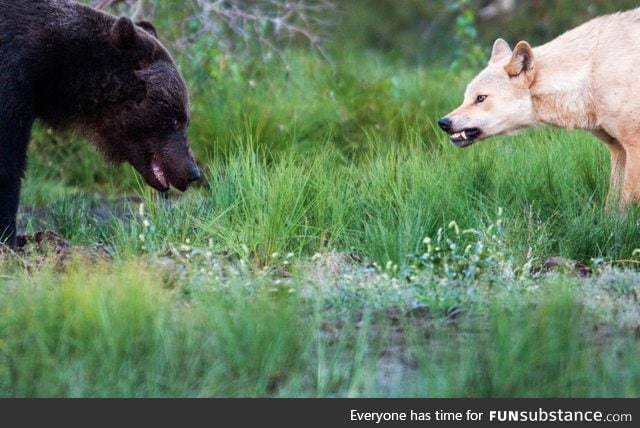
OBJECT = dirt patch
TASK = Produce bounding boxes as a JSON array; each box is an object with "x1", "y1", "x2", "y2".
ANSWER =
[
  {"x1": 8, "y1": 193, "x2": 142, "y2": 269},
  {"x1": 10, "y1": 230, "x2": 112, "y2": 270},
  {"x1": 530, "y1": 256, "x2": 592, "y2": 277},
  {"x1": 16, "y1": 230, "x2": 72, "y2": 254}
]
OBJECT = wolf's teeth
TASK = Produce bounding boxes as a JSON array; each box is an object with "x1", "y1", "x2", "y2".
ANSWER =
[{"x1": 451, "y1": 131, "x2": 468, "y2": 140}]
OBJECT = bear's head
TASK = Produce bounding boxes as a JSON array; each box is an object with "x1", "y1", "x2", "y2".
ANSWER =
[{"x1": 93, "y1": 17, "x2": 201, "y2": 192}]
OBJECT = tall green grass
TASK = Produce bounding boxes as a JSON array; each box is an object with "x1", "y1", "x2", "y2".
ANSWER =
[
  {"x1": 0, "y1": 261, "x2": 306, "y2": 397},
  {"x1": 1, "y1": 258, "x2": 639, "y2": 397},
  {"x1": 407, "y1": 280, "x2": 640, "y2": 397},
  {"x1": 23, "y1": 123, "x2": 638, "y2": 267}
]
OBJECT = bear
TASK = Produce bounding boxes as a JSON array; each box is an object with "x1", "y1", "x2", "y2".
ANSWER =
[{"x1": 0, "y1": 0, "x2": 201, "y2": 249}]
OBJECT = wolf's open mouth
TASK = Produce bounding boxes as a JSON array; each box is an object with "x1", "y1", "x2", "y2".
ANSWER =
[{"x1": 450, "y1": 128, "x2": 482, "y2": 147}]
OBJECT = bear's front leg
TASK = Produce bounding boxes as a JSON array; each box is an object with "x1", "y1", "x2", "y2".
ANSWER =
[
  {"x1": 0, "y1": 174, "x2": 22, "y2": 249},
  {"x1": 0, "y1": 111, "x2": 32, "y2": 250}
]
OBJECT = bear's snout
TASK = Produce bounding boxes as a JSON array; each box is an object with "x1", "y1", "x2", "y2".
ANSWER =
[
  {"x1": 187, "y1": 163, "x2": 201, "y2": 183},
  {"x1": 160, "y1": 154, "x2": 201, "y2": 192}
]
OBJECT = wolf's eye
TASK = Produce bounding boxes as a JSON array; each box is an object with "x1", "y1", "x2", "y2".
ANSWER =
[{"x1": 475, "y1": 95, "x2": 488, "y2": 104}]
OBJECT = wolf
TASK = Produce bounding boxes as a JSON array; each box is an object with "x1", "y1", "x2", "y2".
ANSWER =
[{"x1": 438, "y1": 8, "x2": 640, "y2": 209}]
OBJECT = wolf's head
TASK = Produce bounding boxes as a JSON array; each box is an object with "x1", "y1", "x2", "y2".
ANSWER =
[{"x1": 438, "y1": 39, "x2": 537, "y2": 147}]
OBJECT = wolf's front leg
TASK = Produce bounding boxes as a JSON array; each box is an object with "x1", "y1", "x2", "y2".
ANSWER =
[
  {"x1": 619, "y1": 146, "x2": 640, "y2": 209},
  {"x1": 593, "y1": 131, "x2": 626, "y2": 209}
]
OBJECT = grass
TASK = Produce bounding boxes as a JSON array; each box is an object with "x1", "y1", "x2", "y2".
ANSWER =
[
  {"x1": 3, "y1": 37, "x2": 640, "y2": 397},
  {"x1": 1, "y1": 256, "x2": 639, "y2": 397}
]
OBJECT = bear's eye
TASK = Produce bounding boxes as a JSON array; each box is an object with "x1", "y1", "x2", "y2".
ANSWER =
[
  {"x1": 475, "y1": 95, "x2": 488, "y2": 104},
  {"x1": 173, "y1": 115, "x2": 188, "y2": 129},
  {"x1": 173, "y1": 118, "x2": 185, "y2": 129}
]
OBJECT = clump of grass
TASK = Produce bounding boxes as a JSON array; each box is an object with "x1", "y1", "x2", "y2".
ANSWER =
[
  {"x1": 0, "y1": 261, "x2": 169, "y2": 396},
  {"x1": 0, "y1": 260, "x2": 310, "y2": 397},
  {"x1": 401, "y1": 211, "x2": 522, "y2": 314},
  {"x1": 405, "y1": 278, "x2": 640, "y2": 397}
]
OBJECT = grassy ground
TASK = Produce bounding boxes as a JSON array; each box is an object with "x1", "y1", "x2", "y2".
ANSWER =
[{"x1": 2, "y1": 42, "x2": 640, "y2": 397}]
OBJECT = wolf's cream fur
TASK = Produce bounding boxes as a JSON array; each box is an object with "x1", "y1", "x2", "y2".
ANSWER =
[{"x1": 439, "y1": 8, "x2": 640, "y2": 208}]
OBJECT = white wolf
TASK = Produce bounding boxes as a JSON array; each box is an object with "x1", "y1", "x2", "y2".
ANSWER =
[{"x1": 439, "y1": 8, "x2": 640, "y2": 208}]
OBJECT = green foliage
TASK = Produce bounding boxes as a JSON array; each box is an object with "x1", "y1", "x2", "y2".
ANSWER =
[
  {"x1": 1, "y1": 255, "x2": 640, "y2": 397},
  {"x1": 449, "y1": 0, "x2": 487, "y2": 71},
  {"x1": 0, "y1": 262, "x2": 309, "y2": 397},
  {"x1": 417, "y1": 280, "x2": 640, "y2": 397}
]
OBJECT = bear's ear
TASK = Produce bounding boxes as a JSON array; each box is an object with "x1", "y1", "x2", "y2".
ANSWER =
[
  {"x1": 110, "y1": 16, "x2": 137, "y2": 49},
  {"x1": 136, "y1": 20, "x2": 158, "y2": 38}
]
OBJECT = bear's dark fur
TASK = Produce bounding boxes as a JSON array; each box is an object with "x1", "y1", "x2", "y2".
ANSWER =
[{"x1": 0, "y1": 0, "x2": 201, "y2": 248}]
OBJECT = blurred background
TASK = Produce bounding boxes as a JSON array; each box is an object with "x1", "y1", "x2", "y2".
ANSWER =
[
  {"x1": 92, "y1": 0, "x2": 640, "y2": 66},
  {"x1": 333, "y1": 0, "x2": 640, "y2": 65}
]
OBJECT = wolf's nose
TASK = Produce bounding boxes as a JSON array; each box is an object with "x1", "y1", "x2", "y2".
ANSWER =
[{"x1": 438, "y1": 117, "x2": 452, "y2": 132}]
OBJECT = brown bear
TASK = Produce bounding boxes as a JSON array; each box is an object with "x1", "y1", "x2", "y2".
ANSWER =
[{"x1": 0, "y1": 0, "x2": 201, "y2": 249}]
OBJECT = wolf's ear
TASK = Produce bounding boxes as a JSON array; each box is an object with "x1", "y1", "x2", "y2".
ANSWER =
[
  {"x1": 490, "y1": 38, "x2": 512, "y2": 63},
  {"x1": 505, "y1": 41, "x2": 535, "y2": 86}
]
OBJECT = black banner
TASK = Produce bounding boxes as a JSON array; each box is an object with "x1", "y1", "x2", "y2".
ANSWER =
[{"x1": 0, "y1": 398, "x2": 637, "y2": 427}]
